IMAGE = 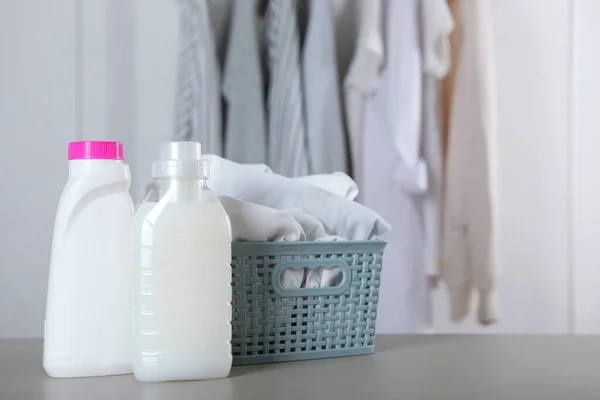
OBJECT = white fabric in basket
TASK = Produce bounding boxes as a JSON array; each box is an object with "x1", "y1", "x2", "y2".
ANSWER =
[
  {"x1": 218, "y1": 196, "x2": 304, "y2": 242},
  {"x1": 294, "y1": 172, "x2": 359, "y2": 201},
  {"x1": 205, "y1": 155, "x2": 390, "y2": 240}
]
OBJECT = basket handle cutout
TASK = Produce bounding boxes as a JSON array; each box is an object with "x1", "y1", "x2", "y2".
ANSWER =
[{"x1": 271, "y1": 259, "x2": 351, "y2": 297}]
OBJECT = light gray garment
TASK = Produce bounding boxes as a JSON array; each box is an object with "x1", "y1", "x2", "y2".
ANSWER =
[
  {"x1": 222, "y1": 0, "x2": 267, "y2": 164},
  {"x1": 343, "y1": 0, "x2": 384, "y2": 186},
  {"x1": 174, "y1": 0, "x2": 222, "y2": 155},
  {"x1": 265, "y1": 0, "x2": 310, "y2": 177},
  {"x1": 301, "y1": 0, "x2": 348, "y2": 174}
]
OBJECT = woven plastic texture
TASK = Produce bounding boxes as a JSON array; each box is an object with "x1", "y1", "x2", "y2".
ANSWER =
[{"x1": 231, "y1": 241, "x2": 386, "y2": 365}]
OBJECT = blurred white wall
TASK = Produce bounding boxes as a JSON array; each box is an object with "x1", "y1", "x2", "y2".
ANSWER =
[
  {"x1": 571, "y1": 0, "x2": 600, "y2": 334},
  {"x1": 0, "y1": 0, "x2": 77, "y2": 338},
  {"x1": 0, "y1": 0, "x2": 596, "y2": 337}
]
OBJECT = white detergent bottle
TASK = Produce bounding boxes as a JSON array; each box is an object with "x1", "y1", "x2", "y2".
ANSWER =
[
  {"x1": 44, "y1": 141, "x2": 134, "y2": 378},
  {"x1": 133, "y1": 141, "x2": 232, "y2": 382}
]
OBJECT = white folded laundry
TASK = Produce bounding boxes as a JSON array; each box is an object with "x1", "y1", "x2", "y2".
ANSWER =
[
  {"x1": 239, "y1": 163, "x2": 273, "y2": 174},
  {"x1": 278, "y1": 208, "x2": 347, "y2": 288},
  {"x1": 305, "y1": 267, "x2": 343, "y2": 289},
  {"x1": 294, "y1": 172, "x2": 359, "y2": 201},
  {"x1": 206, "y1": 156, "x2": 358, "y2": 200},
  {"x1": 286, "y1": 208, "x2": 348, "y2": 243},
  {"x1": 218, "y1": 196, "x2": 306, "y2": 289},
  {"x1": 305, "y1": 267, "x2": 324, "y2": 289},
  {"x1": 285, "y1": 208, "x2": 328, "y2": 241},
  {"x1": 218, "y1": 196, "x2": 303, "y2": 242},
  {"x1": 316, "y1": 236, "x2": 348, "y2": 242},
  {"x1": 279, "y1": 268, "x2": 306, "y2": 290},
  {"x1": 206, "y1": 155, "x2": 391, "y2": 240}
]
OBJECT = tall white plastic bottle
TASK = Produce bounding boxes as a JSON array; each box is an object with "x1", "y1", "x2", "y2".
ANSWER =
[
  {"x1": 133, "y1": 141, "x2": 232, "y2": 382},
  {"x1": 44, "y1": 141, "x2": 134, "y2": 378}
]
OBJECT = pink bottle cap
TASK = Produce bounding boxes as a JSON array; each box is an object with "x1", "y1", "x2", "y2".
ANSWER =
[{"x1": 68, "y1": 141, "x2": 124, "y2": 160}]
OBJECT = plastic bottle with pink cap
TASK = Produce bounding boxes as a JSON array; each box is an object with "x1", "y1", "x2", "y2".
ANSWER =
[{"x1": 44, "y1": 141, "x2": 134, "y2": 378}]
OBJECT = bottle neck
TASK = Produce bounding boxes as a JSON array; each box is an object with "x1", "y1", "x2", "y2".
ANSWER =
[
  {"x1": 154, "y1": 176, "x2": 208, "y2": 203},
  {"x1": 68, "y1": 159, "x2": 123, "y2": 179}
]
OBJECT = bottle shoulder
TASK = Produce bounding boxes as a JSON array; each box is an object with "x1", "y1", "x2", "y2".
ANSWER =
[
  {"x1": 54, "y1": 165, "x2": 133, "y2": 238},
  {"x1": 62, "y1": 163, "x2": 132, "y2": 197},
  {"x1": 58, "y1": 178, "x2": 133, "y2": 210}
]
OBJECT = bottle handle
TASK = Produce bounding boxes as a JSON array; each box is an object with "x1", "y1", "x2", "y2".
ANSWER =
[{"x1": 55, "y1": 164, "x2": 132, "y2": 240}]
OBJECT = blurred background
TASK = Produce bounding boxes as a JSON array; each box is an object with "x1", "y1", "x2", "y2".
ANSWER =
[{"x1": 1, "y1": 0, "x2": 598, "y2": 337}]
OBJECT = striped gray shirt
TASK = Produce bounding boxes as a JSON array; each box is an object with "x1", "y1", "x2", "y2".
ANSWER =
[
  {"x1": 265, "y1": 0, "x2": 310, "y2": 177},
  {"x1": 222, "y1": 0, "x2": 267, "y2": 164},
  {"x1": 302, "y1": 0, "x2": 349, "y2": 175},
  {"x1": 174, "y1": 0, "x2": 222, "y2": 155}
]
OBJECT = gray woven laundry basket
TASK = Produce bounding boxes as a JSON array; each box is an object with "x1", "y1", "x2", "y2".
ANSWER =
[{"x1": 231, "y1": 240, "x2": 387, "y2": 365}]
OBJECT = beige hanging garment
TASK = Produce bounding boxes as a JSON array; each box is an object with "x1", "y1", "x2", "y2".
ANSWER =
[{"x1": 441, "y1": 0, "x2": 499, "y2": 325}]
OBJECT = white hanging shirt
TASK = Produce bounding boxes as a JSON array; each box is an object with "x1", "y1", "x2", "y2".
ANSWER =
[{"x1": 361, "y1": 0, "x2": 430, "y2": 333}]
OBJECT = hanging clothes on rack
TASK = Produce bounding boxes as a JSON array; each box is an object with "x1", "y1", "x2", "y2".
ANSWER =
[
  {"x1": 342, "y1": 0, "x2": 384, "y2": 188},
  {"x1": 173, "y1": 0, "x2": 223, "y2": 155},
  {"x1": 441, "y1": 0, "x2": 498, "y2": 325},
  {"x1": 264, "y1": 0, "x2": 309, "y2": 177},
  {"x1": 362, "y1": 0, "x2": 431, "y2": 333},
  {"x1": 222, "y1": 0, "x2": 267, "y2": 164},
  {"x1": 301, "y1": 0, "x2": 348, "y2": 175}
]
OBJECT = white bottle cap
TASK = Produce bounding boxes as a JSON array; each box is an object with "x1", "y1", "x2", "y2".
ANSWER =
[{"x1": 152, "y1": 141, "x2": 210, "y2": 179}]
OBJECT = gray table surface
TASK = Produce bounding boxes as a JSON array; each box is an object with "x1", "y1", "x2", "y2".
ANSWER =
[{"x1": 1, "y1": 335, "x2": 599, "y2": 400}]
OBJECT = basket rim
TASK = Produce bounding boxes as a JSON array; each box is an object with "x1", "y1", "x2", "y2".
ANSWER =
[{"x1": 232, "y1": 240, "x2": 387, "y2": 256}]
